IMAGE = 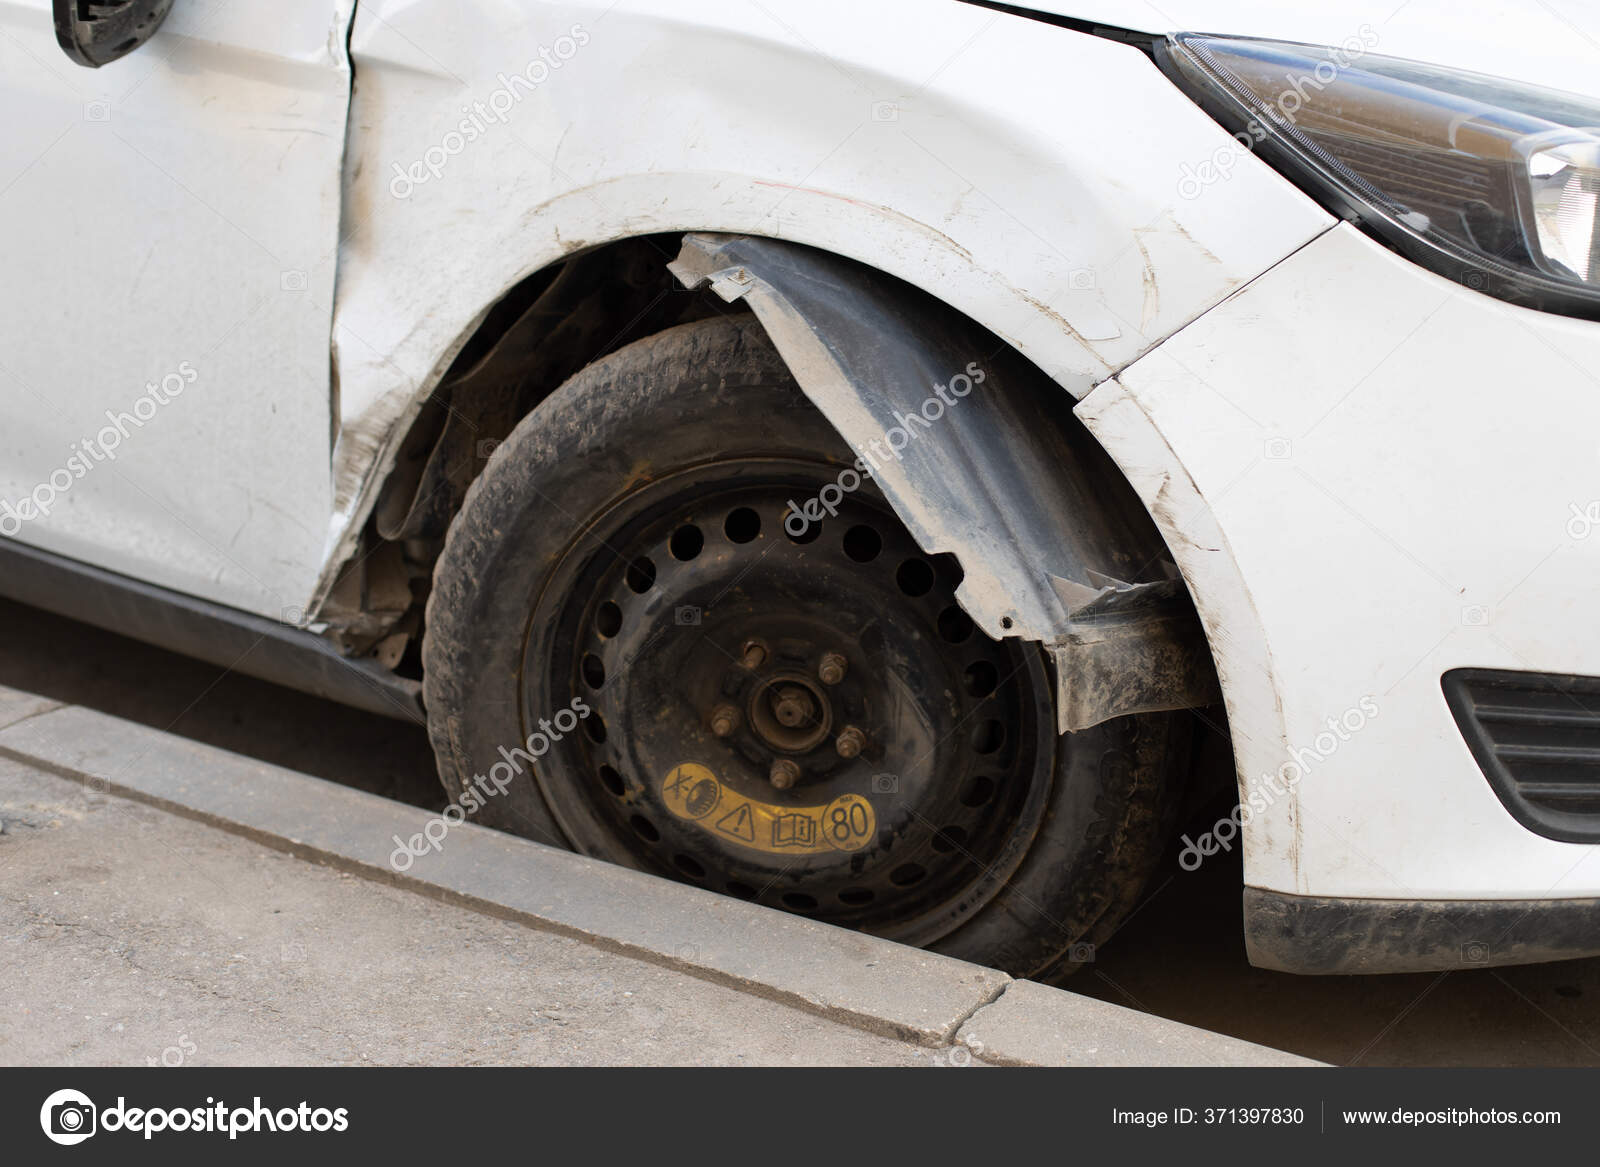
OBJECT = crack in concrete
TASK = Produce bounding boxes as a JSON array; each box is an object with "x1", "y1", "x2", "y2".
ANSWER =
[{"x1": 940, "y1": 977, "x2": 1010, "y2": 1047}]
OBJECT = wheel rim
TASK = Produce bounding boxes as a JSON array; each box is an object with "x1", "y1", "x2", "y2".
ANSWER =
[{"x1": 522, "y1": 457, "x2": 1054, "y2": 944}]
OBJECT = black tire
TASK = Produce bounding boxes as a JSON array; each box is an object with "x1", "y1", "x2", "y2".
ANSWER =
[{"x1": 423, "y1": 315, "x2": 1188, "y2": 979}]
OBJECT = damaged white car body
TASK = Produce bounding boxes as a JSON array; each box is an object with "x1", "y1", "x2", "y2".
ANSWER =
[{"x1": 3, "y1": 0, "x2": 1599, "y2": 975}]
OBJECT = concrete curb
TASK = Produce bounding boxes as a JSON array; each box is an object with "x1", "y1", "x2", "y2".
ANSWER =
[
  {"x1": 0, "y1": 687, "x2": 1316, "y2": 1065},
  {"x1": 956, "y1": 979, "x2": 1314, "y2": 1066}
]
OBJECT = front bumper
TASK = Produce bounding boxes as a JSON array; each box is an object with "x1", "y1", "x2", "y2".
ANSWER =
[{"x1": 1078, "y1": 222, "x2": 1600, "y2": 948}]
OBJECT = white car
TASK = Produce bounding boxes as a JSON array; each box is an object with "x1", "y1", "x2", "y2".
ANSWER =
[{"x1": 4, "y1": 0, "x2": 1598, "y2": 978}]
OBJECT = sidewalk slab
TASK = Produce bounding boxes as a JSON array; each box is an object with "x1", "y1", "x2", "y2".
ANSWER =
[
  {"x1": 0, "y1": 701, "x2": 1006, "y2": 1045},
  {"x1": 958, "y1": 980, "x2": 1319, "y2": 1066},
  {"x1": 0, "y1": 757, "x2": 929, "y2": 1066}
]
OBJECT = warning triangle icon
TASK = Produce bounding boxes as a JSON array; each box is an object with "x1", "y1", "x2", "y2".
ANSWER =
[{"x1": 715, "y1": 803, "x2": 756, "y2": 842}]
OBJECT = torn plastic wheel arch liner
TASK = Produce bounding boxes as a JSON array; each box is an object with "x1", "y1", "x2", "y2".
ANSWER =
[{"x1": 669, "y1": 233, "x2": 1219, "y2": 733}]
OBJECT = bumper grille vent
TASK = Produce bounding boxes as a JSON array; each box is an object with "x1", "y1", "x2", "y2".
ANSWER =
[{"x1": 1445, "y1": 669, "x2": 1600, "y2": 843}]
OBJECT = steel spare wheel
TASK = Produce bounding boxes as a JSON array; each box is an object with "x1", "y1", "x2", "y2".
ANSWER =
[{"x1": 422, "y1": 314, "x2": 1190, "y2": 979}]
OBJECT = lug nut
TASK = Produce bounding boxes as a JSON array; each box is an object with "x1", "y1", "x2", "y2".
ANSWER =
[
  {"x1": 740, "y1": 639, "x2": 768, "y2": 670},
  {"x1": 769, "y1": 759, "x2": 801, "y2": 790},
  {"x1": 817, "y1": 651, "x2": 848, "y2": 686},
  {"x1": 835, "y1": 726, "x2": 867, "y2": 759},
  {"x1": 709, "y1": 704, "x2": 739, "y2": 737}
]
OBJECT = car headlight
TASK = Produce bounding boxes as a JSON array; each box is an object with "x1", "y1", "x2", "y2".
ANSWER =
[{"x1": 1160, "y1": 34, "x2": 1600, "y2": 318}]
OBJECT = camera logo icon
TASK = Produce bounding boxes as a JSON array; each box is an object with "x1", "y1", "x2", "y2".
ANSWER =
[
  {"x1": 870, "y1": 772, "x2": 899, "y2": 794},
  {"x1": 40, "y1": 1088, "x2": 97, "y2": 1145},
  {"x1": 674, "y1": 605, "x2": 701, "y2": 626}
]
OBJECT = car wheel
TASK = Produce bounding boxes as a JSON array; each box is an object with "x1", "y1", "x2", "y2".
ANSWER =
[{"x1": 423, "y1": 315, "x2": 1189, "y2": 978}]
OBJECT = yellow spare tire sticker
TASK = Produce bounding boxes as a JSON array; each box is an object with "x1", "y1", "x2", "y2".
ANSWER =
[{"x1": 661, "y1": 762, "x2": 875, "y2": 855}]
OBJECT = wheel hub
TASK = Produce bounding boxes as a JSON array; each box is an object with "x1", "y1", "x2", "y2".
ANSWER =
[{"x1": 749, "y1": 673, "x2": 832, "y2": 754}]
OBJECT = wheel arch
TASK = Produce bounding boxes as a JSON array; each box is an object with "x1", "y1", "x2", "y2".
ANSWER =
[
  {"x1": 324, "y1": 179, "x2": 1134, "y2": 605},
  {"x1": 324, "y1": 224, "x2": 1221, "y2": 734}
]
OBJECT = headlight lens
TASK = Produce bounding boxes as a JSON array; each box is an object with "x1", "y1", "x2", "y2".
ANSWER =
[{"x1": 1163, "y1": 34, "x2": 1600, "y2": 316}]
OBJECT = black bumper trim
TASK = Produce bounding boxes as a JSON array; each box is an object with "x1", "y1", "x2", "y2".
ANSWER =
[{"x1": 1244, "y1": 887, "x2": 1600, "y2": 974}]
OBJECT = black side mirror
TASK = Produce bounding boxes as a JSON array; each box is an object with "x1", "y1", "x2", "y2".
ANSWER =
[{"x1": 54, "y1": 0, "x2": 175, "y2": 68}]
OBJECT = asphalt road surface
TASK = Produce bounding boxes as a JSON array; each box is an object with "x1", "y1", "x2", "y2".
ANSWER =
[{"x1": 3, "y1": 597, "x2": 1596, "y2": 1067}]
